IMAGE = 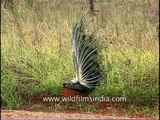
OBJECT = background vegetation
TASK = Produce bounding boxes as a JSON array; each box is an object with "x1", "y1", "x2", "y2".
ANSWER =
[{"x1": 1, "y1": 0, "x2": 159, "y2": 118}]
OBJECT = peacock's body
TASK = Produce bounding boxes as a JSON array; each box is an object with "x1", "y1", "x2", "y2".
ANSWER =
[{"x1": 63, "y1": 18, "x2": 101, "y2": 96}]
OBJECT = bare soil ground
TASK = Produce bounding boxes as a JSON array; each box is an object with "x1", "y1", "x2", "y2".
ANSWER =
[{"x1": 1, "y1": 110, "x2": 156, "y2": 120}]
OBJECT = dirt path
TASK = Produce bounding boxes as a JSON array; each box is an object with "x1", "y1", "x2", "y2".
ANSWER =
[{"x1": 1, "y1": 110, "x2": 155, "y2": 120}]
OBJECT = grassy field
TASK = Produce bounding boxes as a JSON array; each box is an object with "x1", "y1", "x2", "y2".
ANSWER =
[{"x1": 1, "y1": 0, "x2": 159, "y2": 118}]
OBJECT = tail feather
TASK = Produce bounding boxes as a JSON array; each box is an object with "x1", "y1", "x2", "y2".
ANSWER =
[{"x1": 72, "y1": 18, "x2": 101, "y2": 89}]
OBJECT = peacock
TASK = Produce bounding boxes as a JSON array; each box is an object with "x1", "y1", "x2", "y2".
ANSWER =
[{"x1": 63, "y1": 18, "x2": 101, "y2": 97}]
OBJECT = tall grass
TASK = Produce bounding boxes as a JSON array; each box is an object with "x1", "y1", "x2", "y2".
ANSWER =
[{"x1": 1, "y1": 0, "x2": 159, "y2": 116}]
